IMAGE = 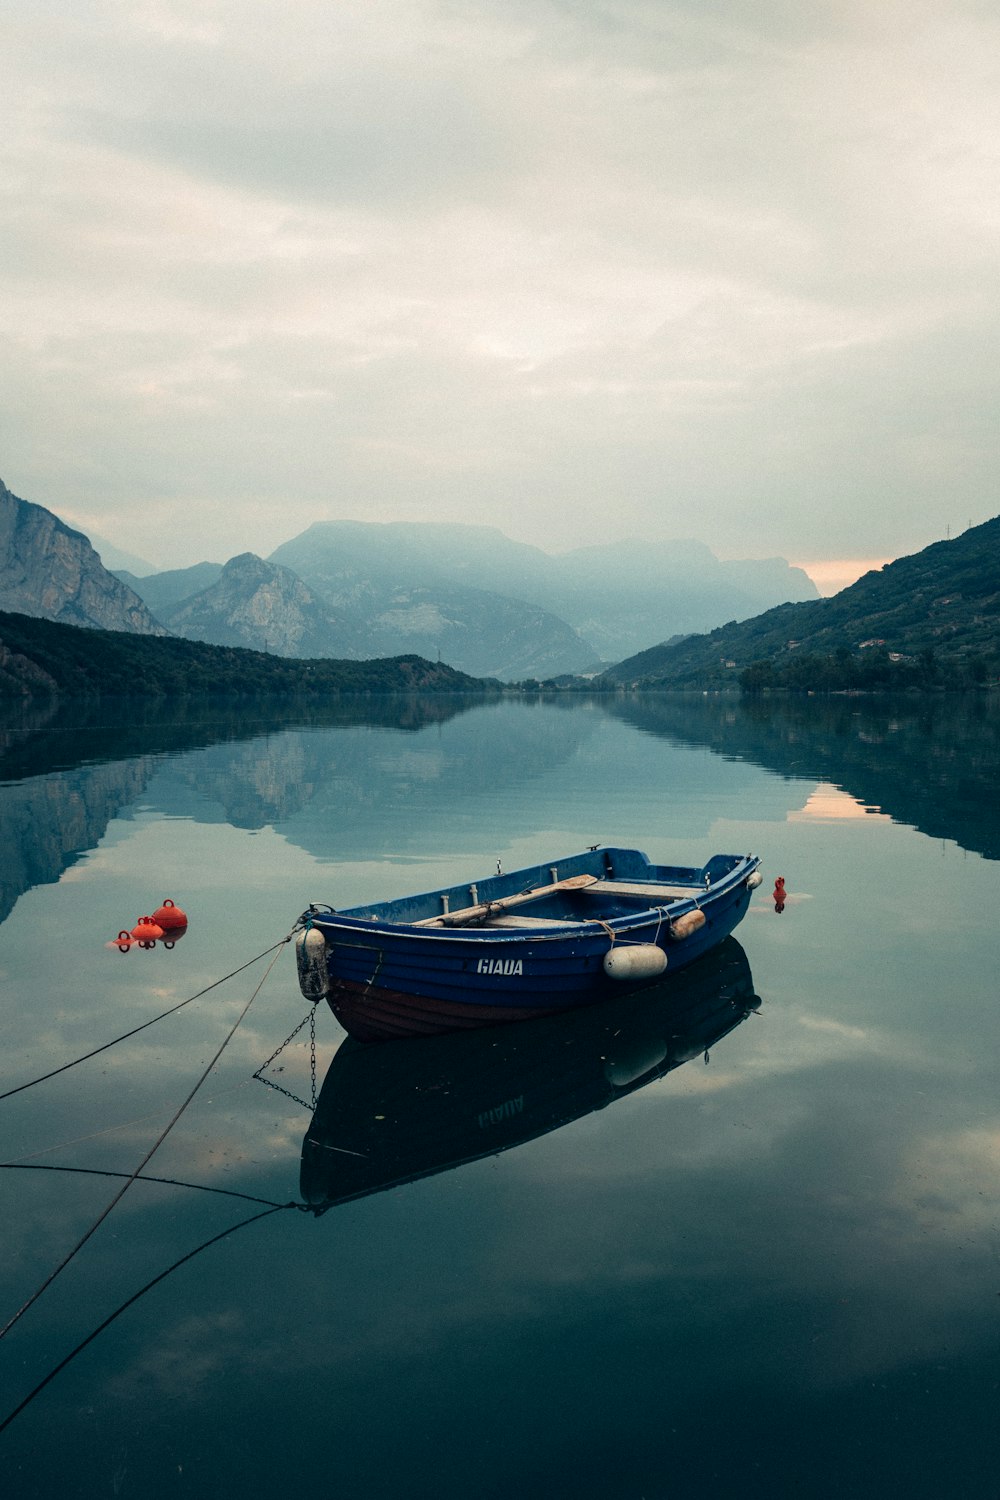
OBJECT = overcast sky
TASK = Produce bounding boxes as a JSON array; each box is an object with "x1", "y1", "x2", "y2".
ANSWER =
[{"x1": 3, "y1": 1, "x2": 998, "y2": 585}]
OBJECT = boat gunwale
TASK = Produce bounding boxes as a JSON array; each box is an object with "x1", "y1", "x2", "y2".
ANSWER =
[{"x1": 305, "y1": 855, "x2": 759, "y2": 943}]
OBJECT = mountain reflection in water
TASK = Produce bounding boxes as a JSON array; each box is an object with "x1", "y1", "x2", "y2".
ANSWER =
[
  {"x1": 602, "y1": 692, "x2": 1000, "y2": 861},
  {"x1": 0, "y1": 692, "x2": 499, "y2": 925},
  {"x1": 0, "y1": 691, "x2": 484, "y2": 783},
  {"x1": 300, "y1": 938, "x2": 760, "y2": 1213}
]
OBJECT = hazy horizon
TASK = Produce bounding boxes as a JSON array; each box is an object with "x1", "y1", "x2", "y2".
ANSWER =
[{"x1": 75, "y1": 508, "x2": 890, "y2": 599}]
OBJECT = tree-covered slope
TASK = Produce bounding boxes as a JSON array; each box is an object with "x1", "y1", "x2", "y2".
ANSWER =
[
  {"x1": 0, "y1": 611, "x2": 495, "y2": 700},
  {"x1": 600, "y1": 517, "x2": 1000, "y2": 689}
]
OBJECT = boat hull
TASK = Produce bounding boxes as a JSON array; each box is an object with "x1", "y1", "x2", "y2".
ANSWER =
[{"x1": 304, "y1": 848, "x2": 760, "y2": 1041}]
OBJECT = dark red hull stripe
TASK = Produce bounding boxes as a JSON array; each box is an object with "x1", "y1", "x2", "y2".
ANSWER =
[{"x1": 328, "y1": 978, "x2": 564, "y2": 1041}]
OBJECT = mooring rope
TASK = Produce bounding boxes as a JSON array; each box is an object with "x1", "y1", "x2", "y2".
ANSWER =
[
  {"x1": 3, "y1": 1105, "x2": 202, "y2": 1166},
  {"x1": 0, "y1": 1201, "x2": 299, "y2": 1436},
  {"x1": 0, "y1": 931, "x2": 295, "y2": 1344},
  {"x1": 0, "y1": 1161, "x2": 288, "y2": 1208},
  {"x1": 0, "y1": 937, "x2": 291, "y2": 1103}
]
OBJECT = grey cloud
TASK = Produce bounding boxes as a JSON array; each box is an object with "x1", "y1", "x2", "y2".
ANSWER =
[
  {"x1": 79, "y1": 76, "x2": 513, "y2": 212},
  {"x1": 3, "y1": 0, "x2": 999, "y2": 567}
]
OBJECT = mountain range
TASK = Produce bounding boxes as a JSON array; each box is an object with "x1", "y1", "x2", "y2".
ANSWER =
[
  {"x1": 2, "y1": 472, "x2": 998, "y2": 695},
  {"x1": 116, "y1": 518, "x2": 817, "y2": 678},
  {"x1": 120, "y1": 547, "x2": 596, "y2": 680},
  {"x1": 0, "y1": 477, "x2": 818, "y2": 679}
]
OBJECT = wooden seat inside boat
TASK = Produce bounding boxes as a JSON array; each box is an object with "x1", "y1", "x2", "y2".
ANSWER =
[{"x1": 585, "y1": 880, "x2": 705, "y2": 901}]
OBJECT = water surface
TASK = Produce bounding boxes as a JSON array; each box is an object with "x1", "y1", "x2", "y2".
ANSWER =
[{"x1": 1, "y1": 692, "x2": 998, "y2": 1498}]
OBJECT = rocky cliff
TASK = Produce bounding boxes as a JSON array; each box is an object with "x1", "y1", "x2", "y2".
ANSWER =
[
  {"x1": 152, "y1": 547, "x2": 594, "y2": 679},
  {"x1": 160, "y1": 552, "x2": 368, "y2": 656},
  {"x1": 0, "y1": 479, "x2": 166, "y2": 634}
]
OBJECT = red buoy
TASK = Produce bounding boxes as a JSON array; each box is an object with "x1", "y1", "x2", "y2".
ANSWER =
[
  {"x1": 773, "y1": 876, "x2": 786, "y2": 914},
  {"x1": 152, "y1": 899, "x2": 188, "y2": 931},
  {"x1": 131, "y1": 916, "x2": 165, "y2": 943}
]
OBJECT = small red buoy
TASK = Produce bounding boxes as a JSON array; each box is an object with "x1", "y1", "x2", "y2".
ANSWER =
[
  {"x1": 773, "y1": 876, "x2": 786, "y2": 914},
  {"x1": 110, "y1": 930, "x2": 134, "y2": 952},
  {"x1": 152, "y1": 899, "x2": 188, "y2": 931},
  {"x1": 131, "y1": 916, "x2": 165, "y2": 943}
]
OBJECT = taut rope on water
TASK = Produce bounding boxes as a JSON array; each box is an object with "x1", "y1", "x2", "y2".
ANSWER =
[
  {"x1": 0, "y1": 1202, "x2": 299, "y2": 1437},
  {"x1": 0, "y1": 929, "x2": 296, "y2": 1345},
  {"x1": 0, "y1": 937, "x2": 292, "y2": 1103},
  {"x1": 0, "y1": 1161, "x2": 289, "y2": 1208}
]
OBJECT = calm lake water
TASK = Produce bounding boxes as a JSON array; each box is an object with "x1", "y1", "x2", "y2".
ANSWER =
[{"x1": 1, "y1": 691, "x2": 999, "y2": 1498}]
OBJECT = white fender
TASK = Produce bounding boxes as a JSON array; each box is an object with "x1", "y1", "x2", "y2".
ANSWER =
[
  {"x1": 604, "y1": 1036, "x2": 669, "y2": 1086},
  {"x1": 746, "y1": 870, "x2": 763, "y2": 889},
  {"x1": 603, "y1": 944, "x2": 668, "y2": 982},
  {"x1": 295, "y1": 926, "x2": 329, "y2": 1000}
]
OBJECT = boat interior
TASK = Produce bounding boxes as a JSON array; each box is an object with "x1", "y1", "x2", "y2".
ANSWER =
[{"x1": 341, "y1": 848, "x2": 748, "y2": 929}]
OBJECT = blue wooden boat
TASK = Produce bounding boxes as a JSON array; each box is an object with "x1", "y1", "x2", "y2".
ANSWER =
[{"x1": 296, "y1": 845, "x2": 762, "y2": 1040}]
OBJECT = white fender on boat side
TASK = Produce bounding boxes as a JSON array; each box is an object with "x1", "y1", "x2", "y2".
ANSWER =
[
  {"x1": 602, "y1": 944, "x2": 668, "y2": 982},
  {"x1": 746, "y1": 870, "x2": 763, "y2": 889},
  {"x1": 295, "y1": 926, "x2": 329, "y2": 1000}
]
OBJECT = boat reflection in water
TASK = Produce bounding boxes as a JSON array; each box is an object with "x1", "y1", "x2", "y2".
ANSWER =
[{"x1": 300, "y1": 938, "x2": 760, "y2": 1214}]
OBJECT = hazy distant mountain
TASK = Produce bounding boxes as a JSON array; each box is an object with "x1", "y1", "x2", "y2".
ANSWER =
[
  {"x1": 157, "y1": 553, "x2": 366, "y2": 657},
  {"x1": 270, "y1": 520, "x2": 554, "y2": 604},
  {"x1": 88, "y1": 535, "x2": 158, "y2": 577},
  {"x1": 543, "y1": 538, "x2": 818, "y2": 657},
  {"x1": 601, "y1": 517, "x2": 1000, "y2": 689},
  {"x1": 0, "y1": 479, "x2": 166, "y2": 635},
  {"x1": 270, "y1": 520, "x2": 816, "y2": 661},
  {"x1": 362, "y1": 583, "x2": 596, "y2": 680},
  {"x1": 120, "y1": 544, "x2": 593, "y2": 679},
  {"x1": 270, "y1": 522, "x2": 597, "y2": 678},
  {"x1": 116, "y1": 561, "x2": 225, "y2": 617}
]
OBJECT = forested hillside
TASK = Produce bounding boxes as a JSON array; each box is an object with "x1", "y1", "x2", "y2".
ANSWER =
[
  {"x1": 0, "y1": 611, "x2": 494, "y2": 700},
  {"x1": 600, "y1": 517, "x2": 1000, "y2": 690}
]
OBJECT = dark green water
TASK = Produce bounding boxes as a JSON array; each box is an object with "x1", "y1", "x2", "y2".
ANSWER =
[{"x1": 1, "y1": 692, "x2": 999, "y2": 1498}]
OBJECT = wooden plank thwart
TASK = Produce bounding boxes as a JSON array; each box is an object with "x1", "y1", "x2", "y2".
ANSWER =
[{"x1": 586, "y1": 880, "x2": 704, "y2": 900}]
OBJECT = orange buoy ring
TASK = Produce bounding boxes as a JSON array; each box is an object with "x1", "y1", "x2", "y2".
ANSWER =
[
  {"x1": 130, "y1": 917, "x2": 164, "y2": 943},
  {"x1": 152, "y1": 899, "x2": 188, "y2": 930}
]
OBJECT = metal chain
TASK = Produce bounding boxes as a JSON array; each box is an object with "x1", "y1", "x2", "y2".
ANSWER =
[
  {"x1": 252, "y1": 1007, "x2": 319, "y2": 1113},
  {"x1": 310, "y1": 1006, "x2": 317, "y2": 1108}
]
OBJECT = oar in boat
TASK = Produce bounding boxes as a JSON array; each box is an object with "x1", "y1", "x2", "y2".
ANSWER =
[{"x1": 414, "y1": 873, "x2": 599, "y2": 928}]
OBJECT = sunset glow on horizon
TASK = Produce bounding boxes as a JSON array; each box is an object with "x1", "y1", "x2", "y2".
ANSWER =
[{"x1": 793, "y1": 558, "x2": 892, "y2": 597}]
